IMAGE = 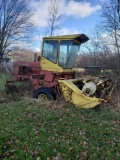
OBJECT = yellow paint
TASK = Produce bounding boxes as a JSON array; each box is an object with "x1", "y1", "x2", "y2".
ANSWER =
[
  {"x1": 38, "y1": 94, "x2": 47, "y2": 100},
  {"x1": 43, "y1": 34, "x2": 89, "y2": 42},
  {"x1": 40, "y1": 34, "x2": 89, "y2": 72},
  {"x1": 39, "y1": 34, "x2": 114, "y2": 108},
  {"x1": 58, "y1": 79, "x2": 105, "y2": 109},
  {"x1": 41, "y1": 57, "x2": 72, "y2": 72}
]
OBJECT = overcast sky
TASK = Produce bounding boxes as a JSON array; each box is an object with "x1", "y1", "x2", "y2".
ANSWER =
[{"x1": 30, "y1": 0, "x2": 102, "y2": 51}]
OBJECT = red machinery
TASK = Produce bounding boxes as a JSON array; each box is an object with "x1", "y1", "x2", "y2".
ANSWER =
[
  {"x1": 6, "y1": 34, "x2": 88, "y2": 100},
  {"x1": 5, "y1": 34, "x2": 114, "y2": 108}
]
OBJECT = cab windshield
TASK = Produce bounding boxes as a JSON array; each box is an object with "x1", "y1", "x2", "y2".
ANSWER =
[
  {"x1": 42, "y1": 40, "x2": 80, "y2": 69},
  {"x1": 59, "y1": 40, "x2": 80, "y2": 68}
]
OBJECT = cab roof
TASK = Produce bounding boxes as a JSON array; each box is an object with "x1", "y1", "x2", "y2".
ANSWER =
[{"x1": 43, "y1": 34, "x2": 89, "y2": 44}]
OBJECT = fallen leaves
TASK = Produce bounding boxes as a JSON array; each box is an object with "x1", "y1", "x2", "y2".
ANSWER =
[
  {"x1": 83, "y1": 141, "x2": 88, "y2": 149},
  {"x1": 47, "y1": 153, "x2": 63, "y2": 160},
  {"x1": 0, "y1": 99, "x2": 120, "y2": 159},
  {"x1": 2, "y1": 150, "x2": 15, "y2": 158},
  {"x1": 23, "y1": 143, "x2": 29, "y2": 153},
  {"x1": 36, "y1": 156, "x2": 41, "y2": 160}
]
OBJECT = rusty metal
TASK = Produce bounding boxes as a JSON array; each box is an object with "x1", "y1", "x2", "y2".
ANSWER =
[
  {"x1": 4, "y1": 34, "x2": 115, "y2": 108},
  {"x1": 5, "y1": 61, "x2": 75, "y2": 95},
  {"x1": 81, "y1": 76, "x2": 114, "y2": 101}
]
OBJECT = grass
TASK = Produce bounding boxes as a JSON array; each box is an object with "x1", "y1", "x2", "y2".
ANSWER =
[
  {"x1": 0, "y1": 73, "x2": 8, "y2": 90},
  {"x1": 0, "y1": 73, "x2": 32, "y2": 101},
  {"x1": 0, "y1": 100, "x2": 120, "y2": 160},
  {"x1": 0, "y1": 73, "x2": 120, "y2": 159},
  {"x1": 0, "y1": 73, "x2": 14, "y2": 100}
]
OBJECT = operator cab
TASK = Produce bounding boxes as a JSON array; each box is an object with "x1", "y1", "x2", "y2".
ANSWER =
[{"x1": 41, "y1": 34, "x2": 89, "y2": 72}]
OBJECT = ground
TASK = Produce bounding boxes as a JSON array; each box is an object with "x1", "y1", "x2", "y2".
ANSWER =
[{"x1": 0, "y1": 73, "x2": 120, "y2": 160}]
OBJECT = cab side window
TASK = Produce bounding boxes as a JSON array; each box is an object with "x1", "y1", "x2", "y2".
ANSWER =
[
  {"x1": 43, "y1": 40, "x2": 58, "y2": 63},
  {"x1": 59, "y1": 40, "x2": 72, "y2": 67}
]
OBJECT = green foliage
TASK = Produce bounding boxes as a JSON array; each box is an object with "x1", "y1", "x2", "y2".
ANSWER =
[
  {"x1": 0, "y1": 73, "x2": 12, "y2": 89},
  {"x1": 0, "y1": 73, "x2": 13, "y2": 101},
  {"x1": 0, "y1": 101, "x2": 120, "y2": 160},
  {"x1": 0, "y1": 73, "x2": 6, "y2": 89},
  {"x1": 0, "y1": 71, "x2": 120, "y2": 159},
  {"x1": 0, "y1": 73, "x2": 32, "y2": 101}
]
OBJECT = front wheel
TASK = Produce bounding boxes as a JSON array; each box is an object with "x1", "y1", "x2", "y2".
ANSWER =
[{"x1": 33, "y1": 87, "x2": 56, "y2": 100}]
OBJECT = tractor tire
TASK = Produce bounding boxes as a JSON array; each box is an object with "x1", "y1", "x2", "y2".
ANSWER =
[{"x1": 33, "y1": 87, "x2": 56, "y2": 100}]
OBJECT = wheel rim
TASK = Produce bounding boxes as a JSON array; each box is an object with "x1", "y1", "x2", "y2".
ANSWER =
[{"x1": 38, "y1": 94, "x2": 47, "y2": 100}]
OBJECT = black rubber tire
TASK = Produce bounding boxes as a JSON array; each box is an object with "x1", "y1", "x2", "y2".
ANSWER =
[{"x1": 33, "y1": 87, "x2": 56, "y2": 100}]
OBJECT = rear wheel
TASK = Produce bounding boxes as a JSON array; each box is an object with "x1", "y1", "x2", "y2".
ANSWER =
[{"x1": 33, "y1": 87, "x2": 56, "y2": 100}]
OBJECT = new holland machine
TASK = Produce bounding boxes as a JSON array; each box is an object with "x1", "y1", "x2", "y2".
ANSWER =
[{"x1": 6, "y1": 34, "x2": 115, "y2": 108}]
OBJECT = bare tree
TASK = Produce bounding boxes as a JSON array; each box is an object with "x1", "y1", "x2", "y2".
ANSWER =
[
  {"x1": 98, "y1": 0, "x2": 120, "y2": 71},
  {"x1": 85, "y1": 33, "x2": 100, "y2": 66},
  {"x1": 8, "y1": 47, "x2": 35, "y2": 61},
  {"x1": 81, "y1": 29, "x2": 120, "y2": 74},
  {"x1": 80, "y1": 0, "x2": 120, "y2": 76},
  {"x1": 44, "y1": 0, "x2": 63, "y2": 36},
  {"x1": 0, "y1": 0, "x2": 32, "y2": 59},
  {"x1": 117, "y1": 0, "x2": 120, "y2": 21}
]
